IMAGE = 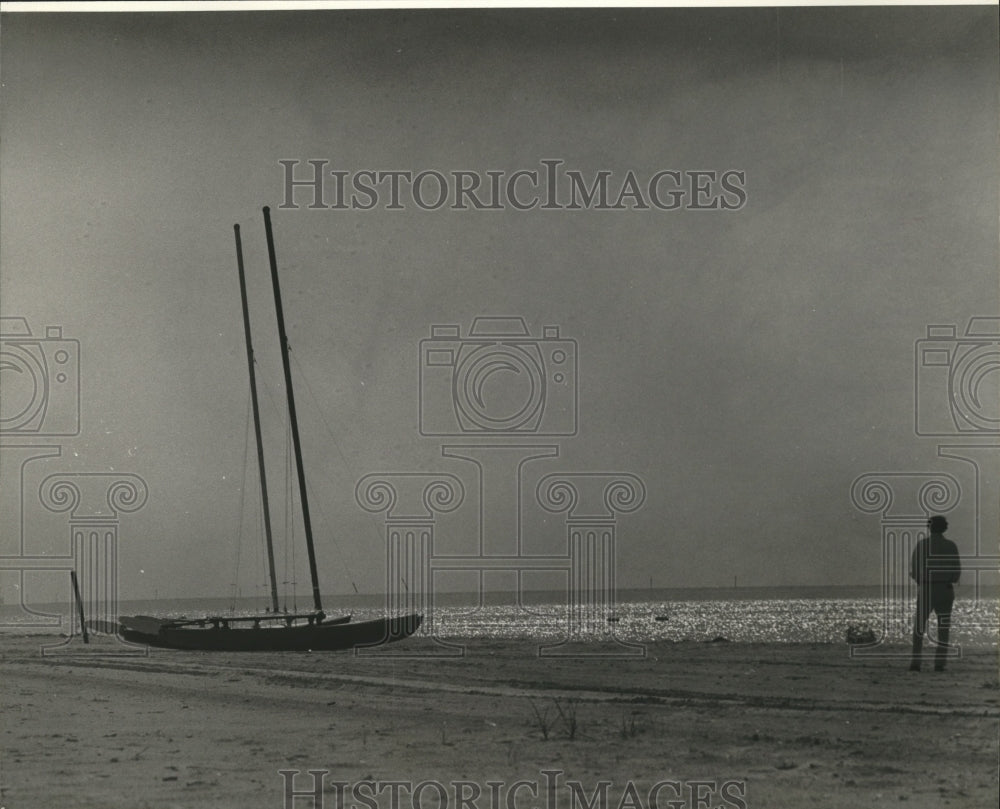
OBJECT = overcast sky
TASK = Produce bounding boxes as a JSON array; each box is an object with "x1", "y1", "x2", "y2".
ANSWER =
[{"x1": 1, "y1": 6, "x2": 997, "y2": 602}]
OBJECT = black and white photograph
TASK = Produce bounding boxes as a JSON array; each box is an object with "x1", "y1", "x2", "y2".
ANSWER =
[{"x1": 1, "y1": 2, "x2": 998, "y2": 807}]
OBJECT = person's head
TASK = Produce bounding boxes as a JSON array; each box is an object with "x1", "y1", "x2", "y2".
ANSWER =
[{"x1": 927, "y1": 515, "x2": 948, "y2": 534}]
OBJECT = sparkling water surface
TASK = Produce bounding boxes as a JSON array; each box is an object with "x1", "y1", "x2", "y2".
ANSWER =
[{"x1": 5, "y1": 590, "x2": 996, "y2": 645}]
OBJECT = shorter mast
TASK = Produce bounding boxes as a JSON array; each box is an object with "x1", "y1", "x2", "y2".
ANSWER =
[
  {"x1": 234, "y1": 224, "x2": 280, "y2": 614},
  {"x1": 263, "y1": 206, "x2": 323, "y2": 616}
]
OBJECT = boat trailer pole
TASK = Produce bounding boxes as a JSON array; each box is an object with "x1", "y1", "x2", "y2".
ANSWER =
[
  {"x1": 70, "y1": 570, "x2": 89, "y2": 644},
  {"x1": 262, "y1": 206, "x2": 324, "y2": 617}
]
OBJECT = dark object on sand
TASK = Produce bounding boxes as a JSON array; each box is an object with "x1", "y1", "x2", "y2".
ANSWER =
[
  {"x1": 111, "y1": 209, "x2": 421, "y2": 652},
  {"x1": 845, "y1": 624, "x2": 876, "y2": 645}
]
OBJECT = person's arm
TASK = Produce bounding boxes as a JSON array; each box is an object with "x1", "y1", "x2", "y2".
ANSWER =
[
  {"x1": 950, "y1": 541, "x2": 961, "y2": 584},
  {"x1": 910, "y1": 540, "x2": 919, "y2": 582}
]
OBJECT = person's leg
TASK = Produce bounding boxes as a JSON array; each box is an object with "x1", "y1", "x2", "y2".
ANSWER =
[
  {"x1": 910, "y1": 587, "x2": 932, "y2": 671},
  {"x1": 932, "y1": 584, "x2": 955, "y2": 672}
]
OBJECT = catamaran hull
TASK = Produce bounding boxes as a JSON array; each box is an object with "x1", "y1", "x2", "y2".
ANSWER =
[{"x1": 119, "y1": 614, "x2": 422, "y2": 652}]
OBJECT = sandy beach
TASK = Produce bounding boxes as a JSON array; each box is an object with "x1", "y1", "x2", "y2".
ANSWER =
[{"x1": 1, "y1": 633, "x2": 997, "y2": 809}]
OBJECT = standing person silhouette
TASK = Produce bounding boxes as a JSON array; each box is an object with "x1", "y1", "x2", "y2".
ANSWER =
[{"x1": 909, "y1": 515, "x2": 961, "y2": 672}]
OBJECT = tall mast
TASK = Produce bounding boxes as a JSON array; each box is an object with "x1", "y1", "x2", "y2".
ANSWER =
[
  {"x1": 263, "y1": 206, "x2": 323, "y2": 616},
  {"x1": 234, "y1": 224, "x2": 280, "y2": 614}
]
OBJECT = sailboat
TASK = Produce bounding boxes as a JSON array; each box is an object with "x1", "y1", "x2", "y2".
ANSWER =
[{"x1": 114, "y1": 207, "x2": 422, "y2": 651}]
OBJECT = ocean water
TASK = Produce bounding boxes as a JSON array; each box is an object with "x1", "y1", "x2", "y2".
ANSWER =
[
  {"x1": 420, "y1": 598, "x2": 998, "y2": 645},
  {"x1": 3, "y1": 587, "x2": 997, "y2": 645}
]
